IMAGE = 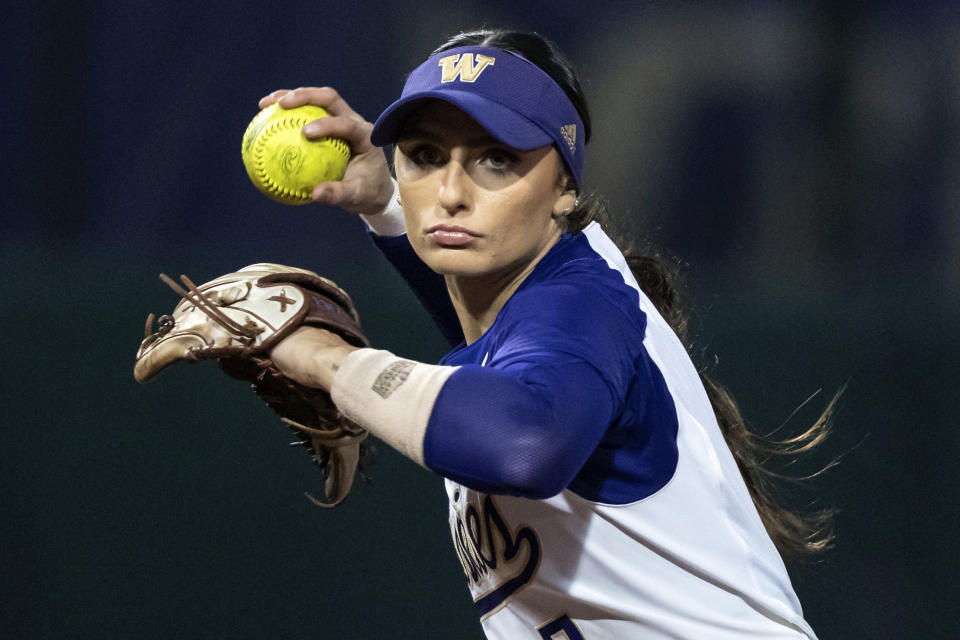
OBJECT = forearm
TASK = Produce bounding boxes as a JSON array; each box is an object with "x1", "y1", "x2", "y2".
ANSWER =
[
  {"x1": 269, "y1": 326, "x2": 359, "y2": 390},
  {"x1": 359, "y1": 183, "x2": 462, "y2": 346},
  {"x1": 331, "y1": 348, "x2": 457, "y2": 466},
  {"x1": 331, "y1": 350, "x2": 616, "y2": 496},
  {"x1": 357, "y1": 180, "x2": 462, "y2": 345},
  {"x1": 369, "y1": 234, "x2": 463, "y2": 346}
]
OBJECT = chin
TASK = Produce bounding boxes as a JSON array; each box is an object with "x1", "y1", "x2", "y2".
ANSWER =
[
  {"x1": 429, "y1": 257, "x2": 490, "y2": 278},
  {"x1": 419, "y1": 249, "x2": 493, "y2": 278}
]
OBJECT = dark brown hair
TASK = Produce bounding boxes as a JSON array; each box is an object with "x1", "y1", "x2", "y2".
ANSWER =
[{"x1": 436, "y1": 29, "x2": 838, "y2": 562}]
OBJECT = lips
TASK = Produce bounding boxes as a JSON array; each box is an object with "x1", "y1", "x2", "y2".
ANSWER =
[{"x1": 427, "y1": 224, "x2": 480, "y2": 247}]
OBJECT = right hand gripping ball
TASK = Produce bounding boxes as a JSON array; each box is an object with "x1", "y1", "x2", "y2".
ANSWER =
[{"x1": 241, "y1": 104, "x2": 351, "y2": 205}]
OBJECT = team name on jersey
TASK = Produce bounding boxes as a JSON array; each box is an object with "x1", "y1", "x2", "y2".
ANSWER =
[
  {"x1": 438, "y1": 53, "x2": 495, "y2": 83},
  {"x1": 449, "y1": 489, "x2": 542, "y2": 620}
]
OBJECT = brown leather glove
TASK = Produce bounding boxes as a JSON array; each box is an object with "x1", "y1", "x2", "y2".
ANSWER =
[{"x1": 134, "y1": 263, "x2": 371, "y2": 507}]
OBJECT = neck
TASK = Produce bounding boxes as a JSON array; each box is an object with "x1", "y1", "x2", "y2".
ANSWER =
[{"x1": 446, "y1": 231, "x2": 562, "y2": 344}]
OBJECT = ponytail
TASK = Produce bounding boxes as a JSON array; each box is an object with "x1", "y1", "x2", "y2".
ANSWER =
[{"x1": 563, "y1": 193, "x2": 838, "y2": 563}]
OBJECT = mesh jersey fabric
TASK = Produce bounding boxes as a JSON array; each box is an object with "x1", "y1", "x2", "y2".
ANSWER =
[{"x1": 370, "y1": 222, "x2": 817, "y2": 639}]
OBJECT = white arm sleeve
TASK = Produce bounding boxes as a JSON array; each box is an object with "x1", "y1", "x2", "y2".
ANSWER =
[
  {"x1": 330, "y1": 348, "x2": 457, "y2": 467},
  {"x1": 359, "y1": 179, "x2": 406, "y2": 237}
]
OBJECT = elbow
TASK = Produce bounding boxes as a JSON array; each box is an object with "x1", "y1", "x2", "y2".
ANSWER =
[
  {"x1": 424, "y1": 370, "x2": 597, "y2": 499},
  {"x1": 492, "y1": 422, "x2": 581, "y2": 499},
  {"x1": 512, "y1": 474, "x2": 571, "y2": 500}
]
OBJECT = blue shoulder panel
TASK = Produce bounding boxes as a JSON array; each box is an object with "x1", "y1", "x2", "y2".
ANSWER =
[
  {"x1": 569, "y1": 353, "x2": 679, "y2": 504},
  {"x1": 426, "y1": 232, "x2": 680, "y2": 504}
]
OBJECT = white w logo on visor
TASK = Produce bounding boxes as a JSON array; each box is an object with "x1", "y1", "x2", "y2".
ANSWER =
[{"x1": 438, "y1": 53, "x2": 496, "y2": 83}]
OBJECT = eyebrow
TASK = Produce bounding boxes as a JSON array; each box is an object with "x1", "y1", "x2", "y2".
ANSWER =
[{"x1": 397, "y1": 126, "x2": 507, "y2": 149}]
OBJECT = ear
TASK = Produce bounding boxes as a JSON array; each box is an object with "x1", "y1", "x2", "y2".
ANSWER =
[{"x1": 551, "y1": 186, "x2": 578, "y2": 219}]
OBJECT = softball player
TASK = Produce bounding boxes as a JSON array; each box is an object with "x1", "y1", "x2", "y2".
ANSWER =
[{"x1": 266, "y1": 29, "x2": 825, "y2": 639}]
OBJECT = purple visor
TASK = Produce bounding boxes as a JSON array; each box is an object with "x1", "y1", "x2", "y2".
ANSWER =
[{"x1": 370, "y1": 45, "x2": 585, "y2": 189}]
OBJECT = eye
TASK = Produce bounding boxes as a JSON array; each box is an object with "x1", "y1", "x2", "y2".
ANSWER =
[
  {"x1": 406, "y1": 144, "x2": 445, "y2": 167},
  {"x1": 480, "y1": 148, "x2": 519, "y2": 172}
]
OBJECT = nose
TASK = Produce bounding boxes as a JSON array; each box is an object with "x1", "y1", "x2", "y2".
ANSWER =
[{"x1": 437, "y1": 160, "x2": 471, "y2": 215}]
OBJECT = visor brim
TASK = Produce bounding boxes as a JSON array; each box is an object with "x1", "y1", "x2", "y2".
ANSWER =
[{"x1": 370, "y1": 91, "x2": 554, "y2": 151}]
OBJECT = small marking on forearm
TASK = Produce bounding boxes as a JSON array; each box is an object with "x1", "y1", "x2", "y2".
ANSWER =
[{"x1": 372, "y1": 360, "x2": 415, "y2": 398}]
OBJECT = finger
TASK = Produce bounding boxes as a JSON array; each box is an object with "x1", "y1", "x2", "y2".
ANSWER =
[
  {"x1": 313, "y1": 176, "x2": 389, "y2": 216},
  {"x1": 258, "y1": 89, "x2": 291, "y2": 109},
  {"x1": 312, "y1": 179, "x2": 351, "y2": 206},
  {"x1": 302, "y1": 115, "x2": 374, "y2": 153},
  {"x1": 278, "y1": 87, "x2": 363, "y2": 121},
  {"x1": 312, "y1": 179, "x2": 372, "y2": 211}
]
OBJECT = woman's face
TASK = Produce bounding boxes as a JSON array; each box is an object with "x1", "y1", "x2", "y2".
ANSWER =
[{"x1": 394, "y1": 101, "x2": 576, "y2": 281}]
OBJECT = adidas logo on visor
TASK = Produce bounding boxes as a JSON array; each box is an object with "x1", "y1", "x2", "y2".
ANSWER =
[{"x1": 561, "y1": 124, "x2": 577, "y2": 153}]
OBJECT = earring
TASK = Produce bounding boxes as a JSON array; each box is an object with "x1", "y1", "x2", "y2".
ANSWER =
[{"x1": 396, "y1": 193, "x2": 403, "y2": 207}]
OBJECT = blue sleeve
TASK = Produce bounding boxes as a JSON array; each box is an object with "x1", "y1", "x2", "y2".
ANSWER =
[
  {"x1": 422, "y1": 276, "x2": 646, "y2": 498},
  {"x1": 423, "y1": 360, "x2": 620, "y2": 499},
  {"x1": 370, "y1": 232, "x2": 463, "y2": 346}
]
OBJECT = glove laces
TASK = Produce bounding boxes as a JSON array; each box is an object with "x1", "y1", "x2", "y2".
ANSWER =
[{"x1": 151, "y1": 273, "x2": 264, "y2": 345}]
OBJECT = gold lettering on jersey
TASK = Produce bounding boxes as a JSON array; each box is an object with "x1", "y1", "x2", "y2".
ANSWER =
[
  {"x1": 560, "y1": 124, "x2": 577, "y2": 153},
  {"x1": 449, "y1": 491, "x2": 542, "y2": 621},
  {"x1": 438, "y1": 53, "x2": 496, "y2": 83}
]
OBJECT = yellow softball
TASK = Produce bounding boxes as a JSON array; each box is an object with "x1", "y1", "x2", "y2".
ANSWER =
[{"x1": 241, "y1": 103, "x2": 351, "y2": 205}]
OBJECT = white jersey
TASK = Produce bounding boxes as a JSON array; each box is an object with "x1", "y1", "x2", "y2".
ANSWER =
[
  {"x1": 440, "y1": 225, "x2": 817, "y2": 639},
  {"x1": 370, "y1": 221, "x2": 817, "y2": 639}
]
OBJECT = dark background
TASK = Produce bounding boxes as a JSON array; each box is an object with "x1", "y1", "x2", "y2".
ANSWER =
[{"x1": 2, "y1": 1, "x2": 956, "y2": 638}]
